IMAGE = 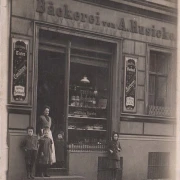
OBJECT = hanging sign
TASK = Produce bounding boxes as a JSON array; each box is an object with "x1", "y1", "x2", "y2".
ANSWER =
[
  {"x1": 10, "y1": 38, "x2": 29, "y2": 103},
  {"x1": 123, "y1": 57, "x2": 137, "y2": 112}
]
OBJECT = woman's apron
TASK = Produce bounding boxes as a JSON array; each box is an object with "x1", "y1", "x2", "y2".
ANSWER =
[
  {"x1": 48, "y1": 129, "x2": 56, "y2": 164},
  {"x1": 38, "y1": 115, "x2": 56, "y2": 164}
]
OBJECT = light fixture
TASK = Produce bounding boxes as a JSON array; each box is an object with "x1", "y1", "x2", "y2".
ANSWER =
[{"x1": 80, "y1": 75, "x2": 90, "y2": 84}]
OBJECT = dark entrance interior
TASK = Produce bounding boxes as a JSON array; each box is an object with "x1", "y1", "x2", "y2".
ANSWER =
[{"x1": 37, "y1": 50, "x2": 66, "y2": 169}]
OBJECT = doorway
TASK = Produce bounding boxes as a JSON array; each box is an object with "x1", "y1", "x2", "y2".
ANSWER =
[{"x1": 36, "y1": 49, "x2": 66, "y2": 168}]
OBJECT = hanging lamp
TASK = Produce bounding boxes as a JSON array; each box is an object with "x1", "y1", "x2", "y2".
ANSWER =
[{"x1": 80, "y1": 75, "x2": 90, "y2": 84}]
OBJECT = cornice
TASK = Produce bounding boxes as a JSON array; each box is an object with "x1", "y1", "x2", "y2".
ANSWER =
[{"x1": 74, "y1": 0, "x2": 177, "y2": 24}]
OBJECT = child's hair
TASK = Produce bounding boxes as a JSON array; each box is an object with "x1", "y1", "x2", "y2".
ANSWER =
[
  {"x1": 56, "y1": 131, "x2": 64, "y2": 139},
  {"x1": 27, "y1": 126, "x2": 34, "y2": 131},
  {"x1": 58, "y1": 131, "x2": 64, "y2": 136},
  {"x1": 111, "y1": 131, "x2": 119, "y2": 140}
]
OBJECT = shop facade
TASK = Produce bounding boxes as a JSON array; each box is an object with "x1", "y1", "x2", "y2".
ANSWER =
[{"x1": 8, "y1": 0, "x2": 177, "y2": 180}]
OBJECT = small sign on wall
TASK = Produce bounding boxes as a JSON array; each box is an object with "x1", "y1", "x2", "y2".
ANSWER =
[
  {"x1": 123, "y1": 56, "x2": 137, "y2": 113},
  {"x1": 10, "y1": 38, "x2": 29, "y2": 103}
]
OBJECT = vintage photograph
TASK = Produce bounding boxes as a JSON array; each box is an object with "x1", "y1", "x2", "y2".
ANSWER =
[{"x1": 0, "y1": 0, "x2": 178, "y2": 180}]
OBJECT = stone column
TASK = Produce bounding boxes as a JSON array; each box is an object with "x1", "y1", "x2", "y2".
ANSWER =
[{"x1": 0, "y1": 0, "x2": 9, "y2": 179}]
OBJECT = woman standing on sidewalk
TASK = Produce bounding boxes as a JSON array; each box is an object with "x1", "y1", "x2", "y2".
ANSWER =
[
  {"x1": 108, "y1": 132, "x2": 122, "y2": 180},
  {"x1": 38, "y1": 105, "x2": 56, "y2": 164}
]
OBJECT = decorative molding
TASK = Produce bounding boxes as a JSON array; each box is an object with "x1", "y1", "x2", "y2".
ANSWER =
[
  {"x1": 120, "y1": 113, "x2": 175, "y2": 124},
  {"x1": 75, "y1": 0, "x2": 177, "y2": 24},
  {"x1": 119, "y1": 134, "x2": 176, "y2": 141}
]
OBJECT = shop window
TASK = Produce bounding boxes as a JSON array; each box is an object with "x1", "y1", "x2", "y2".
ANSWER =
[
  {"x1": 68, "y1": 55, "x2": 110, "y2": 151},
  {"x1": 148, "y1": 50, "x2": 172, "y2": 116},
  {"x1": 67, "y1": 40, "x2": 113, "y2": 151},
  {"x1": 147, "y1": 152, "x2": 170, "y2": 179}
]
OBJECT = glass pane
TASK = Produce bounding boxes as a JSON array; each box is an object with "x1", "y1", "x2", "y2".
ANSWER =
[
  {"x1": 68, "y1": 61, "x2": 109, "y2": 148},
  {"x1": 149, "y1": 52, "x2": 156, "y2": 72},
  {"x1": 157, "y1": 77, "x2": 167, "y2": 98},
  {"x1": 156, "y1": 53, "x2": 168, "y2": 74},
  {"x1": 156, "y1": 98, "x2": 165, "y2": 106},
  {"x1": 149, "y1": 75, "x2": 155, "y2": 94},
  {"x1": 149, "y1": 95, "x2": 155, "y2": 106}
]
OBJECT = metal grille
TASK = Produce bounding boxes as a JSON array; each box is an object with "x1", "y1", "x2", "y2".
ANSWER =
[
  {"x1": 68, "y1": 143, "x2": 107, "y2": 151},
  {"x1": 148, "y1": 152, "x2": 170, "y2": 179},
  {"x1": 148, "y1": 105, "x2": 172, "y2": 117},
  {"x1": 97, "y1": 157, "x2": 123, "y2": 180}
]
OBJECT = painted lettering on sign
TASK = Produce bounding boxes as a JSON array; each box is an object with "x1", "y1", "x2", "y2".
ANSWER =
[
  {"x1": 36, "y1": 0, "x2": 175, "y2": 41},
  {"x1": 123, "y1": 57, "x2": 137, "y2": 112},
  {"x1": 12, "y1": 40, "x2": 28, "y2": 102}
]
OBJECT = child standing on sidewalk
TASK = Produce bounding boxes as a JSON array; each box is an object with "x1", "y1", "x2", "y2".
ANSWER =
[
  {"x1": 108, "y1": 132, "x2": 122, "y2": 180},
  {"x1": 21, "y1": 126, "x2": 38, "y2": 179},
  {"x1": 37, "y1": 128, "x2": 53, "y2": 177},
  {"x1": 54, "y1": 131, "x2": 66, "y2": 168}
]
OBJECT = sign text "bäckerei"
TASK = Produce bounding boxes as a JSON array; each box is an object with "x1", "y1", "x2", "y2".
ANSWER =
[{"x1": 36, "y1": 0, "x2": 175, "y2": 41}]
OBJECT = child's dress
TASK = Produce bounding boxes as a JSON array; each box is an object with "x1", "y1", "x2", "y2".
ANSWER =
[
  {"x1": 38, "y1": 115, "x2": 56, "y2": 163},
  {"x1": 54, "y1": 139, "x2": 66, "y2": 163},
  {"x1": 108, "y1": 140, "x2": 122, "y2": 169},
  {"x1": 38, "y1": 136, "x2": 53, "y2": 165}
]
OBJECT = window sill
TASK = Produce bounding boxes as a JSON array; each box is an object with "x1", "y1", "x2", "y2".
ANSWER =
[{"x1": 121, "y1": 113, "x2": 175, "y2": 123}]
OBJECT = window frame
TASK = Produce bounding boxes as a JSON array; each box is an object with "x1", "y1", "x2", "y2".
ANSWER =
[
  {"x1": 147, "y1": 152, "x2": 170, "y2": 179},
  {"x1": 148, "y1": 51, "x2": 169, "y2": 107},
  {"x1": 146, "y1": 45, "x2": 174, "y2": 117}
]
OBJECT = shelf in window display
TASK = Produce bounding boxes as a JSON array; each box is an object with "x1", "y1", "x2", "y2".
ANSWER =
[
  {"x1": 68, "y1": 115, "x2": 107, "y2": 120},
  {"x1": 68, "y1": 128, "x2": 106, "y2": 132},
  {"x1": 69, "y1": 105, "x2": 107, "y2": 110}
]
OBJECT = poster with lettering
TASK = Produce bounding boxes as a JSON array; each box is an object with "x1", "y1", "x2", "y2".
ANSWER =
[
  {"x1": 123, "y1": 56, "x2": 137, "y2": 112},
  {"x1": 11, "y1": 38, "x2": 29, "y2": 103}
]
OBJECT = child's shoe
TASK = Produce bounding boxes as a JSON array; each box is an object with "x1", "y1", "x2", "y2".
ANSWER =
[
  {"x1": 27, "y1": 172, "x2": 31, "y2": 179},
  {"x1": 30, "y1": 174, "x2": 35, "y2": 179},
  {"x1": 39, "y1": 173, "x2": 44, "y2": 177}
]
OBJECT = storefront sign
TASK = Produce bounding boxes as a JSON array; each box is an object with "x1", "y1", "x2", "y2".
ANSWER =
[
  {"x1": 36, "y1": 0, "x2": 175, "y2": 41},
  {"x1": 11, "y1": 38, "x2": 29, "y2": 103},
  {"x1": 123, "y1": 57, "x2": 137, "y2": 112}
]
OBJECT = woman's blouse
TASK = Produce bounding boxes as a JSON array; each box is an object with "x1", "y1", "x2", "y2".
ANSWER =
[{"x1": 39, "y1": 115, "x2": 52, "y2": 129}]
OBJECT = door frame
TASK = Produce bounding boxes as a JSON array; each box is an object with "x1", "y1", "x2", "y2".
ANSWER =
[{"x1": 32, "y1": 21, "x2": 122, "y2": 153}]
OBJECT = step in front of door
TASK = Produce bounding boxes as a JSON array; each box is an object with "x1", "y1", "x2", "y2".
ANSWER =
[
  {"x1": 35, "y1": 176, "x2": 85, "y2": 180},
  {"x1": 48, "y1": 168, "x2": 68, "y2": 176}
]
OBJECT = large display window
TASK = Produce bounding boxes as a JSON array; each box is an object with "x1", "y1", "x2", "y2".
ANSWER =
[{"x1": 68, "y1": 56, "x2": 110, "y2": 150}]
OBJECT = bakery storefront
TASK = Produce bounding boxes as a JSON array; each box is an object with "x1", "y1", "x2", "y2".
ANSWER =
[{"x1": 8, "y1": 0, "x2": 177, "y2": 180}]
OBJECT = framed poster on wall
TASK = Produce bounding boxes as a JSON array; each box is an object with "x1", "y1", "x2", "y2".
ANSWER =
[
  {"x1": 123, "y1": 56, "x2": 137, "y2": 113},
  {"x1": 10, "y1": 38, "x2": 29, "y2": 104}
]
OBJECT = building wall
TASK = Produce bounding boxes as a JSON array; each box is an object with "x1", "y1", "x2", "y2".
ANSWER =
[
  {"x1": 69, "y1": 152, "x2": 106, "y2": 180},
  {"x1": 68, "y1": 136, "x2": 176, "y2": 180},
  {"x1": 8, "y1": 132, "x2": 27, "y2": 180},
  {"x1": 0, "y1": 0, "x2": 10, "y2": 180},
  {"x1": 120, "y1": 136, "x2": 176, "y2": 180},
  {"x1": 8, "y1": 0, "x2": 177, "y2": 180}
]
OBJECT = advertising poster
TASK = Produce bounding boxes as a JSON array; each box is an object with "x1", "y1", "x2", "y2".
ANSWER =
[
  {"x1": 123, "y1": 56, "x2": 137, "y2": 112},
  {"x1": 11, "y1": 38, "x2": 29, "y2": 103}
]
